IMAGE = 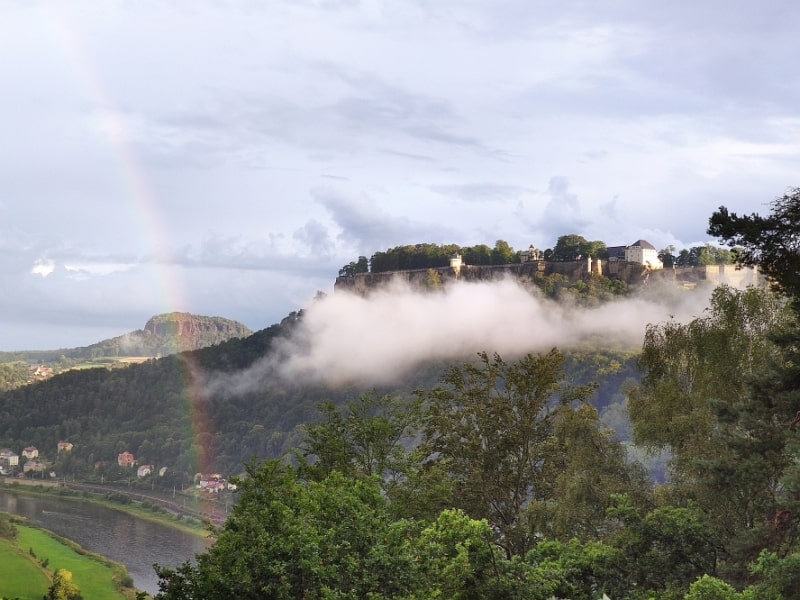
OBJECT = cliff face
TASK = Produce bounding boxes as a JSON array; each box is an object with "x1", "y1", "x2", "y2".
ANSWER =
[
  {"x1": 76, "y1": 313, "x2": 254, "y2": 358},
  {"x1": 142, "y1": 313, "x2": 253, "y2": 352}
]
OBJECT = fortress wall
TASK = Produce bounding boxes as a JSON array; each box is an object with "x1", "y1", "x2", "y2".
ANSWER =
[{"x1": 334, "y1": 262, "x2": 764, "y2": 295}]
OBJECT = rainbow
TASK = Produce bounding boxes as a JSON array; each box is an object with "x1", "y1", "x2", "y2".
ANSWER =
[{"x1": 43, "y1": 7, "x2": 214, "y2": 475}]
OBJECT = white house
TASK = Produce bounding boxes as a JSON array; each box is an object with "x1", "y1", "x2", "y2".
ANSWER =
[
  {"x1": 137, "y1": 464, "x2": 154, "y2": 478},
  {"x1": 0, "y1": 449, "x2": 19, "y2": 467},
  {"x1": 624, "y1": 239, "x2": 663, "y2": 270},
  {"x1": 22, "y1": 446, "x2": 39, "y2": 459}
]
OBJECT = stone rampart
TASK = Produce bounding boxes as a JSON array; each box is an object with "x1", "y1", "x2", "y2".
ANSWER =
[{"x1": 334, "y1": 261, "x2": 763, "y2": 295}]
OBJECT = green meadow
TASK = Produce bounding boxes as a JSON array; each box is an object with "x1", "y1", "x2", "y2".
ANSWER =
[
  {"x1": 0, "y1": 521, "x2": 131, "y2": 600},
  {"x1": 0, "y1": 532, "x2": 50, "y2": 599}
]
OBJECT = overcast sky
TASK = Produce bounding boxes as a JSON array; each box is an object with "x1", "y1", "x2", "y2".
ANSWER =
[{"x1": 2, "y1": 0, "x2": 798, "y2": 351}]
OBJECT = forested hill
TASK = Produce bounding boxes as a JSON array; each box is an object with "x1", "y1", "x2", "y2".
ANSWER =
[
  {"x1": 0, "y1": 312, "x2": 253, "y2": 365},
  {"x1": 0, "y1": 308, "x2": 638, "y2": 478}
]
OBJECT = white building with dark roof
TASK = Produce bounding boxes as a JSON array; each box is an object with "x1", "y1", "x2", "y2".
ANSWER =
[
  {"x1": 0, "y1": 449, "x2": 19, "y2": 467},
  {"x1": 625, "y1": 239, "x2": 663, "y2": 269}
]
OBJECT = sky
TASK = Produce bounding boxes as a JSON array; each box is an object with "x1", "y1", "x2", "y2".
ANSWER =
[{"x1": 2, "y1": 0, "x2": 799, "y2": 351}]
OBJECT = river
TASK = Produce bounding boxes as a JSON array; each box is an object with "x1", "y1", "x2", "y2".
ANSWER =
[{"x1": 0, "y1": 489, "x2": 212, "y2": 596}]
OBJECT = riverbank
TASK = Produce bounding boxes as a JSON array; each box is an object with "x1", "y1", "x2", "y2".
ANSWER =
[
  {"x1": 0, "y1": 513, "x2": 136, "y2": 599},
  {"x1": 0, "y1": 478, "x2": 213, "y2": 539}
]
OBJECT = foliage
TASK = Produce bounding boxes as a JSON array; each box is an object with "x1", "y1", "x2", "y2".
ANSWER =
[
  {"x1": 295, "y1": 392, "x2": 420, "y2": 493},
  {"x1": 45, "y1": 569, "x2": 82, "y2": 600},
  {"x1": 367, "y1": 241, "x2": 521, "y2": 273},
  {"x1": 674, "y1": 244, "x2": 738, "y2": 267},
  {"x1": 338, "y1": 256, "x2": 369, "y2": 278},
  {"x1": 628, "y1": 285, "x2": 794, "y2": 579},
  {"x1": 629, "y1": 285, "x2": 789, "y2": 462},
  {"x1": 0, "y1": 362, "x2": 30, "y2": 392},
  {"x1": 550, "y1": 234, "x2": 608, "y2": 261},
  {"x1": 0, "y1": 513, "x2": 16, "y2": 540},
  {"x1": 156, "y1": 461, "x2": 417, "y2": 599},
  {"x1": 425, "y1": 268, "x2": 443, "y2": 290},
  {"x1": 418, "y1": 350, "x2": 647, "y2": 556},
  {"x1": 613, "y1": 504, "x2": 718, "y2": 594},
  {"x1": 408, "y1": 508, "x2": 530, "y2": 600},
  {"x1": 685, "y1": 575, "x2": 740, "y2": 600},
  {"x1": 743, "y1": 550, "x2": 800, "y2": 599},
  {"x1": 530, "y1": 272, "x2": 628, "y2": 303},
  {"x1": 709, "y1": 188, "x2": 800, "y2": 304}
]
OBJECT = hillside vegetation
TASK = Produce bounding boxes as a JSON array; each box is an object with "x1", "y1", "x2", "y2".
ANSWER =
[
  {"x1": 0, "y1": 313, "x2": 253, "y2": 390},
  {"x1": 0, "y1": 307, "x2": 640, "y2": 480}
]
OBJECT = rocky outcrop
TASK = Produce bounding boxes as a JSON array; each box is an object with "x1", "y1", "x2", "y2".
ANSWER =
[
  {"x1": 74, "y1": 313, "x2": 255, "y2": 358},
  {"x1": 141, "y1": 313, "x2": 253, "y2": 352},
  {"x1": 144, "y1": 312, "x2": 250, "y2": 339}
]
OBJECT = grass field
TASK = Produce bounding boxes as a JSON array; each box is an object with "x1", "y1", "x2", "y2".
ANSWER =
[
  {"x1": 0, "y1": 533, "x2": 50, "y2": 599},
  {"x1": 1, "y1": 524, "x2": 130, "y2": 600}
]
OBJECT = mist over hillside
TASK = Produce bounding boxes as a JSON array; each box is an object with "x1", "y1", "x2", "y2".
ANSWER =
[{"x1": 207, "y1": 277, "x2": 715, "y2": 394}]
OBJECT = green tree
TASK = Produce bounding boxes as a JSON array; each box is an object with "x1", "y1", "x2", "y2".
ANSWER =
[
  {"x1": 156, "y1": 461, "x2": 416, "y2": 599},
  {"x1": 425, "y1": 268, "x2": 443, "y2": 290},
  {"x1": 542, "y1": 403, "x2": 651, "y2": 542},
  {"x1": 410, "y1": 509, "x2": 526, "y2": 599},
  {"x1": 743, "y1": 550, "x2": 800, "y2": 599},
  {"x1": 491, "y1": 240, "x2": 517, "y2": 265},
  {"x1": 659, "y1": 245, "x2": 677, "y2": 268},
  {"x1": 338, "y1": 256, "x2": 370, "y2": 278},
  {"x1": 296, "y1": 392, "x2": 419, "y2": 494},
  {"x1": 629, "y1": 286, "x2": 789, "y2": 467},
  {"x1": 613, "y1": 505, "x2": 718, "y2": 596},
  {"x1": 0, "y1": 513, "x2": 17, "y2": 540},
  {"x1": 551, "y1": 235, "x2": 607, "y2": 262},
  {"x1": 709, "y1": 188, "x2": 800, "y2": 304},
  {"x1": 628, "y1": 285, "x2": 794, "y2": 579},
  {"x1": 45, "y1": 569, "x2": 81, "y2": 600},
  {"x1": 463, "y1": 244, "x2": 493, "y2": 265},
  {"x1": 418, "y1": 350, "x2": 642, "y2": 556},
  {"x1": 685, "y1": 575, "x2": 739, "y2": 600},
  {"x1": 552, "y1": 234, "x2": 589, "y2": 261}
]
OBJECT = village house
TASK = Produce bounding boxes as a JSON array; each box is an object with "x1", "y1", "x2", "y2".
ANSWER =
[
  {"x1": 23, "y1": 460, "x2": 46, "y2": 473},
  {"x1": 57, "y1": 441, "x2": 73, "y2": 453},
  {"x1": 197, "y1": 473, "x2": 229, "y2": 493},
  {"x1": 21, "y1": 446, "x2": 39, "y2": 459},
  {"x1": 28, "y1": 365, "x2": 54, "y2": 382},
  {"x1": 137, "y1": 464, "x2": 154, "y2": 478},
  {"x1": 117, "y1": 451, "x2": 136, "y2": 468},
  {"x1": 0, "y1": 449, "x2": 19, "y2": 467}
]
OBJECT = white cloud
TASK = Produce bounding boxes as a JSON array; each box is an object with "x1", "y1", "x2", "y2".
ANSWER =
[
  {"x1": 31, "y1": 259, "x2": 55, "y2": 277},
  {"x1": 205, "y1": 277, "x2": 713, "y2": 394}
]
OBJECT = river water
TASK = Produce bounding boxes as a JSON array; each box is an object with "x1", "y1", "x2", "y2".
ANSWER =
[{"x1": 0, "y1": 490, "x2": 212, "y2": 596}]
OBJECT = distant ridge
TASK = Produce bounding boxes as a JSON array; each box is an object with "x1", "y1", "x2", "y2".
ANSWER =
[
  {"x1": 91, "y1": 312, "x2": 254, "y2": 357},
  {"x1": 0, "y1": 313, "x2": 253, "y2": 364}
]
